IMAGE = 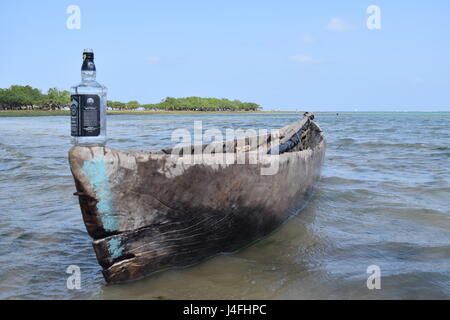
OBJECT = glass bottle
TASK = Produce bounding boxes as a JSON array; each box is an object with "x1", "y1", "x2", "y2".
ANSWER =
[{"x1": 70, "y1": 49, "x2": 107, "y2": 146}]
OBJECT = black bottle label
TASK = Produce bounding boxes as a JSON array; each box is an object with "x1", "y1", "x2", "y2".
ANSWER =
[{"x1": 70, "y1": 95, "x2": 101, "y2": 136}]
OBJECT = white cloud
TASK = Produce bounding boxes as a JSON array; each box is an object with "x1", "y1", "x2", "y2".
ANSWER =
[
  {"x1": 326, "y1": 17, "x2": 353, "y2": 31},
  {"x1": 147, "y1": 56, "x2": 161, "y2": 64},
  {"x1": 289, "y1": 55, "x2": 318, "y2": 63}
]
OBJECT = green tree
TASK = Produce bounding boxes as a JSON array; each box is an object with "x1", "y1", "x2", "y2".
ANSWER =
[
  {"x1": 0, "y1": 88, "x2": 262, "y2": 112},
  {"x1": 126, "y1": 100, "x2": 140, "y2": 110},
  {"x1": 107, "y1": 100, "x2": 127, "y2": 110},
  {"x1": 0, "y1": 85, "x2": 44, "y2": 110},
  {"x1": 44, "y1": 88, "x2": 70, "y2": 110},
  {"x1": 150, "y1": 97, "x2": 261, "y2": 111}
]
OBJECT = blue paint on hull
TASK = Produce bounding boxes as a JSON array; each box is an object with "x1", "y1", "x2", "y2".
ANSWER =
[
  {"x1": 81, "y1": 158, "x2": 118, "y2": 232},
  {"x1": 107, "y1": 238, "x2": 124, "y2": 260}
]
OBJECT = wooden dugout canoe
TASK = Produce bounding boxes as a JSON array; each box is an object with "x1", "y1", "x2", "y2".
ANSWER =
[{"x1": 69, "y1": 113, "x2": 326, "y2": 283}]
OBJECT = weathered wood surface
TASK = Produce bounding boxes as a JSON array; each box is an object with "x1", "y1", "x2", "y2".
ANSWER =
[{"x1": 69, "y1": 115, "x2": 326, "y2": 283}]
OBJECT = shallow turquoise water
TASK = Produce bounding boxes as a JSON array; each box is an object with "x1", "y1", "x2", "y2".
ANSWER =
[{"x1": 0, "y1": 112, "x2": 449, "y2": 299}]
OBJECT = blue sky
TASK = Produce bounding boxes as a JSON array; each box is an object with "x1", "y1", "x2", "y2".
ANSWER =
[{"x1": 1, "y1": 0, "x2": 449, "y2": 111}]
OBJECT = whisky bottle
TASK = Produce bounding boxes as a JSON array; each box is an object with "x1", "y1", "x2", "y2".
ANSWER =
[{"x1": 70, "y1": 49, "x2": 107, "y2": 146}]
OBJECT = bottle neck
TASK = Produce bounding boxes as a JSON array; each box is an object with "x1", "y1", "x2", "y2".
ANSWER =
[
  {"x1": 81, "y1": 52, "x2": 96, "y2": 82},
  {"x1": 81, "y1": 70, "x2": 96, "y2": 82}
]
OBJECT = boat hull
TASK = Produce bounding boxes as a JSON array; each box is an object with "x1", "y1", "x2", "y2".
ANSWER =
[{"x1": 69, "y1": 120, "x2": 326, "y2": 283}]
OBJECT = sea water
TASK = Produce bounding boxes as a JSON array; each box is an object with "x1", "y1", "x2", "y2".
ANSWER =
[{"x1": 0, "y1": 112, "x2": 449, "y2": 299}]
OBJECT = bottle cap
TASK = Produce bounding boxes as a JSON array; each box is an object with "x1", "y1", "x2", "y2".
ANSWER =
[
  {"x1": 81, "y1": 49, "x2": 96, "y2": 71},
  {"x1": 83, "y1": 48, "x2": 94, "y2": 61}
]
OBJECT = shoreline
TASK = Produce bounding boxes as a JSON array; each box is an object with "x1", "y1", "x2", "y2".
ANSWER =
[
  {"x1": 0, "y1": 110, "x2": 297, "y2": 117},
  {"x1": 1, "y1": 110, "x2": 448, "y2": 118}
]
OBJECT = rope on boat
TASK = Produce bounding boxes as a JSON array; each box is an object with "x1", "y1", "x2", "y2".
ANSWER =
[{"x1": 267, "y1": 112, "x2": 314, "y2": 155}]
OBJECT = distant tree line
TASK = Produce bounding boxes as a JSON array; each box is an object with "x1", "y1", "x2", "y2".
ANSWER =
[
  {"x1": 0, "y1": 85, "x2": 261, "y2": 112},
  {"x1": 109, "y1": 97, "x2": 261, "y2": 111},
  {"x1": 0, "y1": 85, "x2": 70, "y2": 110}
]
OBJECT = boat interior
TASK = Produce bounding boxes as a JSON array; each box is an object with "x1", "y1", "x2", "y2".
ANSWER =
[{"x1": 157, "y1": 116, "x2": 323, "y2": 157}]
